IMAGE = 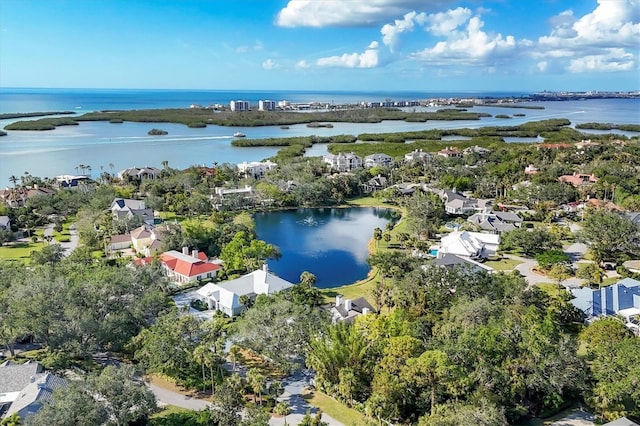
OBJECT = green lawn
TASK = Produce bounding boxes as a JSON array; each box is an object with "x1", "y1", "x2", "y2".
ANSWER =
[
  {"x1": 302, "y1": 390, "x2": 369, "y2": 426},
  {"x1": 0, "y1": 241, "x2": 45, "y2": 262},
  {"x1": 536, "y1": 282, "x2": 570, "y2": 298},
  {"x1": 484, "y1": 257, "x2": 523, "y2": 271}
]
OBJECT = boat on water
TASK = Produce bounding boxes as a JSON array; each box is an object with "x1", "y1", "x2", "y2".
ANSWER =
[{"x1": 233, "y1": 132, "x2": 246, "y2": 137}]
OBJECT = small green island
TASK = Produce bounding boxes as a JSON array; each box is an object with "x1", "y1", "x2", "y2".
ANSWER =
[{"x1": 147, "y1": 128, "x2": 168, "y2": 135}]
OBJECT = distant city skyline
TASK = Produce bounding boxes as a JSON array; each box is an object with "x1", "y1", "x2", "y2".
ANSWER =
[{"x1": 1, "y1": 0, "x2": 638, "y2": 92}]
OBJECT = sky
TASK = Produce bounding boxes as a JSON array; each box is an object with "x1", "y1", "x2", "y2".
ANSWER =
[{"x1": 0, "y1": 0, "x2": 639, "y2": 92}]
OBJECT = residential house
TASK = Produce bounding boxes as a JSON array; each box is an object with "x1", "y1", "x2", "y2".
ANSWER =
[
  {"x1": 0, "y1": 186, "x2": 55, "y2": 208},
  {"x1": 463, "y1": 145, "x2": 491, "y2": 156},
  {"x1": 438, "y1": 230, "x2": 499, "y2": 259},
  {"x1": 213, "y1": 185, "x2": 254, "y2": 199},
  {"x1": 3, "y1": 372, "x2": 67, "y2": 422},
  {"x1": 437, "y1": 147, "x2": 463, "y2": 158},
  {"x1": 54, "y1": 175, "x2": 90, "y2": 188},
  {"x1": 0, "y1": 360, "x2": 66, "y2": 422},
  {"x1": 404, "y1": 149, "x2": 433, "y2": 163},
  {"x1": 575, "y1": 139, "x2": 601, "y2": 150},
  {"x1": 160, "y1": 248, "x2": 222, "y2": 284},
  {"x1": 364, "y1": 153, "x2": 393, "y2": 168},
  {"x1": 323, "y1": 152, "x2": 363, "y2": 172},
  {"x1": 196, "y1": 264, "x2": 294, "y2": 317},
  {"x1": 558, "y1": 173, "x2": 598, "y2": 187},
  {"x1": 571, "y1": 278, "x2": 640, "y2": 333},
  {"x1": 602, "y1": 417, "x2": 640, "y2": 426},
  {"x1": 0, "y1": 216, "x2": 10, "y2": 230},
  {"x1": 130, "y1": 225, "x2": 164, "y2": 256},
  {"x1": 433, "y1": 253, "x2": 493, "y2": 273},
  {"x1": 237, "y1": 160, "x2": 277, "y2": 179},
  {"x1": 110, "y1": 198, "x2": 155, "y2": 225},
  {"x1": 118, "y1": 166, "x2": 162, "y2": 181},
  {"x1": 108, "y1": 234, "x2": 132, "y2": 252},
  {"x1": 430, "y1": 189, "x2": 491, "y2": 215},
  {"x1": 330, "y1": 295, "x2": 374, "y2": 324},
  {"x1": 467, "y1": 212, "x2": 523, "y2": 234},
  {"x1": 362, "y1": 175, "x2": 388, "y2": 193}
]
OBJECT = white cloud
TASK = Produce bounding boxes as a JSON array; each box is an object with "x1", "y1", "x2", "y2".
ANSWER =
[
  {"x1": 296, "y1": 60, "x2": 310, "y2": 69},
  {"x1": 380, "y1": 11, "x2": 426, "y2": 52},
  {"x1": 536, "y1": 0, "x2": 639, "y2": 72},
  {"x1": 410, "y1": 15, "x2": 519, "y2": 66},
  {"x1": 316, "y1": 41, "x2": 380, "y2": 68},
  {"x1": 424, "y1": 7, "x2": 471, "y2": 37},
  {"x1": 568, "y1": 49, "x2": 635, "y2": 72},
  {"x1": 262, "y1": 59, "x2": 278, "y2": 70},
  {"x1": 276, "y1": 0, "x2": 455, "y2": 27},
  {"x1": 537, "y1": 61, "x2": 548, "y2": 72}
]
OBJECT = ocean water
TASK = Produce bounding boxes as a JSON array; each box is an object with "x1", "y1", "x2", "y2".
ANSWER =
[{"x1": 0, "y1": 88, "x2": 638, "y2": 188}]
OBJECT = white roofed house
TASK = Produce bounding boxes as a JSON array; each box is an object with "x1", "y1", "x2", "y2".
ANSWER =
[
  {"x1": 196, "y1": 264, "x2": 294, "y2": 317},
  {"x1": 439, "y1": 230, "x2": 499, "y2": 259},
  {"x1": 404, "y1": 149, "x2": 433, "y2": 163},
  {"x1": 0, "y1": 216, "x2": 10, "y2": 230},
  {"x1": 364, "y1": 153, "x2": 393, "y2": 168},
  {"x1": 323, "y1": 152, "x2": 363, "y2": 172},
  {"x1": 237, "y1": 160, "x2": 277, "y2": 179}
]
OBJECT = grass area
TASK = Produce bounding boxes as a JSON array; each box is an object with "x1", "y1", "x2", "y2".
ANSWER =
[
  {"x1": 302, "y1": 389, "x2": 369, "y2": 426},
  {"x1": 150, "y1": 404, "x2": 192, "y2": 419},
  {"x1": 53, "y1": 219, "x2": 74, "y2": 243},
  {"x1": 536, "y1": 282, "x2": 570, "y2": 298},
  {"x1": 0, "y1": 241, "x2": 45, "y2": 262},
  {"x1": 484, "y1": 257, "x2": 523, "y2": 271}
]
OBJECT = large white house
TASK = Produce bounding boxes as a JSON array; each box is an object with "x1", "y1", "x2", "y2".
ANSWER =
[
  {"x1": 196, "y1": 265, "x2": 295, "y2": 317},
  {"x1": 323, "y1": 152, "x2": 363, "y2": 172},
  {"x1": 237, "y1": 160, "x2": 277, "y2": 179},
  {"x1": 364, "y1": 153, "x2": 393, "y2": 168},
  {"x1": 439, "y1": 231, "x2": 499, "y2": 259}
]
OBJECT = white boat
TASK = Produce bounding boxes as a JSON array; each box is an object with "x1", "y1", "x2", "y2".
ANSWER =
[{"x1": 233, "y1": 132, "x2": 246, "y2": 137}]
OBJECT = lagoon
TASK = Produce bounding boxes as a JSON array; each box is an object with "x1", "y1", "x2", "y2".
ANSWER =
[
  {"x1": 0, "y1": 93, "x2": 638, "y2": 188},
  {"x1": 254, "y1": 207, "x2": 396, "y2": 288}
]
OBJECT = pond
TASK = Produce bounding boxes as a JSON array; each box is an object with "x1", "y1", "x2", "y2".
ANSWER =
[{"x1": 254, "y1": 207, "x2": 397, "y2": 288}]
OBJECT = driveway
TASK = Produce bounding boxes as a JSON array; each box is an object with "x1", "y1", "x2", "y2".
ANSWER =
[
  {"x1": 506, "y1": 254, "x2": 584, "y2": 289},
  {"x1": 145, "y1": 380, "x2": 212, "y2": 411},
  {"x1": 43, "y1": 222, "x2": 80, "y2": 257},
  {"x1": 269, "y1": 370, "x2": 344, "y2": 426}
]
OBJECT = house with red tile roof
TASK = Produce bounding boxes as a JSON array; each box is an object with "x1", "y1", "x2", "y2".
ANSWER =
[
  {"x1": 558, "y1": 173, "x2": 598, "y2": 187},
  {"x1": 437, "y1": 147, "x2": 462, "y2": 158},
  {"x1": 160, "y1": 248, "x2": 222, "y2": 284}
]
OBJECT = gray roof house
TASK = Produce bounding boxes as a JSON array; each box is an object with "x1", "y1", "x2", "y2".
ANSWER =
[
  {"x1": 571, "y1": 278, "x2": 640, "y2": 333},
  {"x1": 364, "y1": 153, "x2": 393, "y2": 168},
  {"x1": 330, "y1": 295, "x2": 374, "y2": 323},
  {"x1": 323, "y1": 152, "x2": 363, "y2": 172},
  {"x1": 3, "y1": 372, "x2": 67, "y2": 421},
  {"x1": 467, "y1": 212, "x2": 523, "y2": 234},
  {"x1": 110, "y1": 198, "x2": 155, "y2": 225},
  {"x1": 118, "y1": 166, "x2": 162, "y2": 181},
  {"x1": 362, "y1": 175, "x2": 388, "y2": 193},
  {"x1": 0, "y1": 360, "x2": 65, "y2": 421},
  {"x1": 0, "y1": 216, "x2": 10, "y2": 230}
]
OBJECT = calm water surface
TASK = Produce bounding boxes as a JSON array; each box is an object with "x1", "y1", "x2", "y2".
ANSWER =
[
  {"x1": 0, "y1": 89, "x2": 638, "y2": 188},
  {"x1": 254, "y1": 207, "x2": 396, "y2": 288}
]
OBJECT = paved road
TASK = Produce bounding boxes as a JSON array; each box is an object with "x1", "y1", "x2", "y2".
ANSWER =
[
  {"x1": 506, "y1": 253, "x2": 585, "y2": 289},
  {"x1": 269, "y1": 370, "x2": 344, "y2": 426},
  {"x1": 145, "y1": 380, "x2": 213, "y2": 411},
  {"x1": 42, "y1": 222, "x2": 80, "y2": 257}
]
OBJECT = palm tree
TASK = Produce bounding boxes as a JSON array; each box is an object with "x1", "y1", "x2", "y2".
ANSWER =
[
  {"x1": 247, "y1": 368, "x2": 266, "y2": 405},
  {"x1": 8, "y1": 175, "x2": 18, "y2": 188},
  {"x1": 229, "y1": 345, "x2": 242, "y2": 372},
  {"x1": 193, "y1": 345, "x2": 209, "y2": 393},
  {"x1": 274, "y1": 401, "x2": 291, "y2": 425}
]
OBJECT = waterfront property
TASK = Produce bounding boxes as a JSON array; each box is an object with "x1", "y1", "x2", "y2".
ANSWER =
[
  {"x1": 196, "y1": 264, "x2": 294, "y2": 317},
  {"x1": 329, "y1": 294, "x2": 374, "y2": 323},
  {"x1": 237, "y1": 160, "x2": 277, "y2": 179},
  {"x1": 322, "y1": 152, "x2": 363, "y2": 172},
  {"x1": 160, "y1": 248, "x2": 222, "y2": 284}
]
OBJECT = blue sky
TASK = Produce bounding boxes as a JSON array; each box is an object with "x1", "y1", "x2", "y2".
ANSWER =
[{"x1": 1, "y1": 0, "x2": 638, "y2": 92}]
